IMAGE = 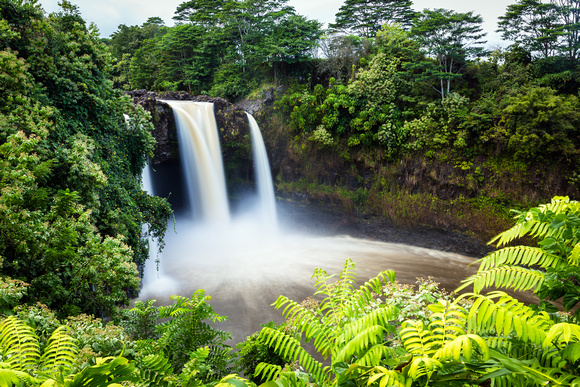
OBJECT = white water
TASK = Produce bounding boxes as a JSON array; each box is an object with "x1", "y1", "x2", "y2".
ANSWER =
[
  {"x1": 247, "y1": 113, "x2": 278, "y2": 228},
  {"x1": 138, "y1": 101, "x2": 481, "y2": 344},
  {"x1": 139, "y1": 165, "x2": 177, "y2": 299},
  {"x1": 163, "y1": 101, "x2": 230, "y2": 223}
]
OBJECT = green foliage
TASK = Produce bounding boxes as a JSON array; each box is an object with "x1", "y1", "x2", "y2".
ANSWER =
[
  {"x1": 329, "y1": 0, "x2": 415, "y2": 38},
  {"x1": 118, "y1": 300, "x2": 159, "y2": 341},
  {"x1": 501, "y1": 86, "x2": 580, "y2": 163},
  {"x1": 411, "y1": 8, "x2": 487, "y2": 101},
  {"x1": 121, "y1": 291, "x2": 233, "y2": 383},
  {"x1": 460, "y1": 196, "x2": 580, "y2": 320},
  {"x1": 255, "y1": 259, "x2": 397, "y2": 386},
  {"x1": 235, "y1": 322, "x2": 290, "y2": 385},
  {"x1": 0, "y1": 0, "x2": 172, "y2": 316},
  {"x1": 111, "y1": 0, "x2": 322, "y2": 98}
]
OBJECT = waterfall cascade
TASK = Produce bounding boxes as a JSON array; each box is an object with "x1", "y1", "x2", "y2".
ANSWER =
[
  {"x1": 138, "y1": 100, "x2": 479, "y2": 345},
  {"x1": 247, "y1": 113, "x2": 278, "y2": 228},
  {"x1": 163, "y1": 101, "x2": 230, "y2": 223},
  {"x1": 140, "y1": 100, "x2": 279, "y2": 296}
]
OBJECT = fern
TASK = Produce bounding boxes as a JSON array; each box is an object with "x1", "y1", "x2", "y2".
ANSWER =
[
  {"x1": 460, "y1": 197, "x2": 580, "y2": 313},
  {"x1": 257, "y1": 327, "x2": 328, "y2": 385},
  {"x1": 463, "y1": 292, "x2": 553, "y2": 345},
  {"x1": 38, "y1": 326, "x2": 78, "y2": 377},
  {"x1": 399, "y1": 321, "x2": 435, "y2": 357},
  {"x1": 365, "y1": 366, "x2": 408, "y2": 387},
  {"x1": 0, "y1": 316, "x2": 40, "y2": 372},
  {"x1": 543, "y1": 322, "x2": 580, "y2": 348},
  {"x1": 427, "y1": 300, "x2": 467, "y2": 344},
  {"x1": 139, "y1": 354, "x2": 175, "y2": 387}
]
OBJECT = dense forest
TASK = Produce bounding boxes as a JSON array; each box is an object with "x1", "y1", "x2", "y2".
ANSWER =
[{"x1": 0, "y1": 0, "x2": 580, "y2": 385}]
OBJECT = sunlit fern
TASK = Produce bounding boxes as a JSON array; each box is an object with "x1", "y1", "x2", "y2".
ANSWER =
[
  {"x1": 458, "y1": 196, "x2": 580, "y2": 302},
  {"x1": 255, "y1": 259, "x2": 397, "y2": 386},
  {"x1": 0, "y1": 316, "x2": 41, "y2": 372}
]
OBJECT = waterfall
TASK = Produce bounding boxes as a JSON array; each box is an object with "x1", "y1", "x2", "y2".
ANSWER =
[
  {"x1": 140, "y1": 164, "x2": 159, "y2": 281},
  {"x1": 247, "y1": 113, "x2": 278, "y2": 227},
  {"x1": 163, "y1": 100, "x2": 230, "y2": 223},
  {"x1": 140, "y1": 164, "x2": 176, "y2": 298}
]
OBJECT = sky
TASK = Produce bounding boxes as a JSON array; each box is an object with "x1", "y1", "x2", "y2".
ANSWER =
[{"x1": 37, "y1": 0, "x2": 513, "y2": 46}]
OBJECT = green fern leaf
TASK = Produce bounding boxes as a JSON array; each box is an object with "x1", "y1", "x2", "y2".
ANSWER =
[
  {"x1": 458, "y1": 265, "x2": 545, "y2": 294},
  {"x1": 0, "y1": 368, "x2": 38, "y2": 387},
  {"x1": 0, "y1": 317, "x2": 40, "y2": 372},
  {"x1": 366, "y1": 366, "x2": 408, "y2": 387},
  {"x1": 333, "y1": 325, "x2": 385, "y2": 364},
  {"x1": 543, "y1": 323, "x2": 580, "y2": 348},
  {"x1": 433, "y1": 334, "x2": 488, "y2": 362},
  {"x1": 257, "y1": 327, "x2": 329, "y2": 385},
  {"x1": 464, "y1": 292, "x2": 552, "y2": 345},
  {"x1": 569, "y1": 243, "x2": 580, "y2": 266},
  {"x1": 254, "y1": 363, "x2": 281, "y2": 383},
  {"x1": 39, "y1": 326, "x2": 78, "y2": 377},
  {"x1": 400, "y1": 321, "x2": 435, "y2": 357}
]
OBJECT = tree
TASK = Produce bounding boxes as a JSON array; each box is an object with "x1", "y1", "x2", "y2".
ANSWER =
[
  {"x1": 498, "y1": 0, "x2": 561, "y2": 59},
  {"x1": 329, "y1": 0, "x2": 415, "y2": 38},
  {"x1": 318, "y1": 34, "x2": 371, "y2": 81},
  {"x1": 553, "y1": 0, "x2": 580, "y2": 62},
  {"x1": 174, "y1": 0, "x2": 227, "y2": 26},
  {"x1": 0, "y1": 0, "x2": 172, "y2": 315},
  {"x1": 411, "y1": 8, "x2": 487, "y2": 101},
  {"x1": 259, "y1": 14, "x2": 322, "y2": 85}
]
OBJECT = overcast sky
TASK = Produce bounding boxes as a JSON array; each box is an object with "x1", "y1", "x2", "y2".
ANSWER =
[{"x1": 37, "y1": 0, "x2": 513, "y2": 46}]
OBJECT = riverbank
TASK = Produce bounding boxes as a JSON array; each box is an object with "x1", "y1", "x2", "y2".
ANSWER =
[{"x1": 276, "y1": 192, "x2": 493, "y2": 259}]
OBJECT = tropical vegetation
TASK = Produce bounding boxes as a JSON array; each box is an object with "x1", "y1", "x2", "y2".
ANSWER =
[{"x1": 1, "y1": 0, "x2": 580, "y2": 386}]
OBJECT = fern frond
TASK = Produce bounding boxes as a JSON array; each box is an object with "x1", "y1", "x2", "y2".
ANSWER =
[
  {"x1": 0, "y1": 316, "x2": 40, "y2": 372},
  {"x1": 356, "y1": 345, "x2": 393, "y2": 367},
  {"x1": 490, "y1": 197, "x2": 579, "y2": 247},
  {"x1": 271, "y1": 295, "x2": 334, "y2": 357},
  {"x1": 405, "y1": 356, "x2": 441, "y2": 381},
  {"x1": 458, "y1": 265, "x2": 545, "y2": 294},
  {"x1": 257, "y1": 327, "x2": 329, "y2": 385},
  {"x1": 543, "y1": 322, "x2": 580, "y2": 348},
  {"x1": 489, "y1": 348, "x2": 578, "y2": 386},
  {"x1": 0, "y1": 368, "x2": 39, "y2": 386},
  {"x1": 366, "y1": 366, "x2": 408, "y2": 387},
  {"x1": 464, "y1": 292, "x2": 552, "y2": 345},
  {"x1": 139, "y1": 354, "x2": 174, "y2": 387},
  {"x1": 39, "y1": 326, "x2": 78, "y2": 376},
  {"x1": 400, "y1": 321, "x2": 435, "y2": 357},
  {"x1": 569, "y1": 243, "x2": 580, "y2": 266},
  {"x1": 344, "y1": 270, "x2": 395, "y2": 318},
  {"x1": 427, "y1": 300, "x2": 467, "y2": 345},
  {"x1": 433, "y1": 334, "x2": 489, "y2": 362},
  {"x1": 479, "y1": 246, "x2": 565, "y2": 271},
  {"x1": 340, "y1": 306, "x2": 397, "y2": 343},
  {"x1": 68, "y1": 355, "x2": 138, "y2": 386},
  {"x1": 333, "y1": 326, "x2": 385, "y2": 364},
  {"x1": 254, "y1": 363, "x2": 281, "y2": 383}
]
